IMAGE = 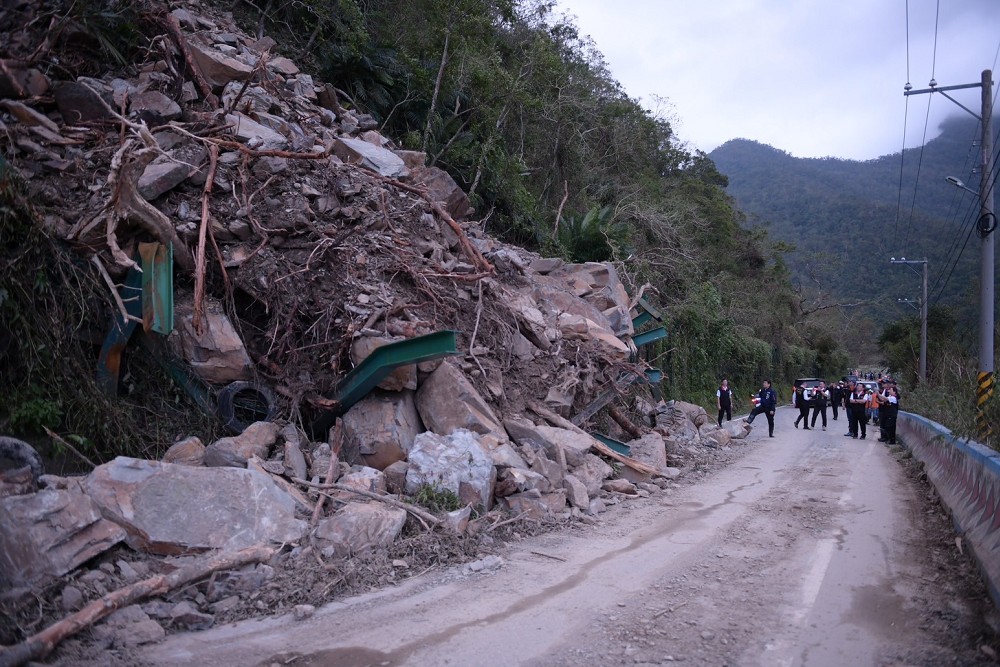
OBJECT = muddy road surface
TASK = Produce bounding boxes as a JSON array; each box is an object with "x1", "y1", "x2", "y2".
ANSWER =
[{"x1": 142, "y1": 407, "x2": 999, "y2": 667}]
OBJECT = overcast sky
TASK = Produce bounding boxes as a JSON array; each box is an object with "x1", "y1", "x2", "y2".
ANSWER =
[{"x1": 554, "y1": 1, "x2": 1000, "y2": 161}]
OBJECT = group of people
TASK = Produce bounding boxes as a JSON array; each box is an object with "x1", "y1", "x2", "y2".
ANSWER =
[
  {"x1": 837, "y1": 377, "x2": 901, "y2": 444},
  {"x1": 715, "y1": 375, "x2": 900, "y2": 443}
]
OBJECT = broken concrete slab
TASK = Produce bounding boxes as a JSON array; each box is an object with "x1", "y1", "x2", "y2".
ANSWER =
[
  {"x1": 313, "y1": 501, "x2": 407, "y2": 557},
  {"x1": 0, "y1": 481, "x2": 127, "y2": 587},
  {"x1": 84, "y1": 457, "x2": 306, "y2": 555},
  {"x1": 404, "y1": 429, "x2": 495, "y2": 509}
]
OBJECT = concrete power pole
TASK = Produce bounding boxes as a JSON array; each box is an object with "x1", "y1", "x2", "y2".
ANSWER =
[
  {"x1": 905, "y1": 69, "x2": 994, "y2": 441},
  {"x1": 976, "y1": 70, "x2": 994, "y2": 440},
  {"x1": 890, "y1": 258, "x2": 928, "y2": 383}
]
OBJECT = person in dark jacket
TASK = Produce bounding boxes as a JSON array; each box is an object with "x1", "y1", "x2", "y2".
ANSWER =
[
  {"x1": 843, "y1": 379, "x2": 858, "y2": 437},
  {"x1": 847, "y1": 382, "x2": 868, "y2": 438},
  {"x1": 793, "y1": 384, "x2": 811, "y2": 430},
  {"x1": 878, "y1": 385, "x2": 900, "y2": 444},
  {"x1": 810, "y1": 381, "x2": 829, "y2": 430},
  {"x1": 716, "y1": 379, "x2": 734, "y2": 427},
  {"x1": 828, "y1": 382, "x2": 841, "y2": 421},
  {"x1": 746, "y1": 379, "x2": 777, "y2": 437}
]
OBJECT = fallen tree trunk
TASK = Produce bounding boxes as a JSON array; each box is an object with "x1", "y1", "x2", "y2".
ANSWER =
[
  {"x1": 528, "y1": 402, "x2": 659, "y2": 476},
  {"x1": 0, "y1": 545, "x2": 275, "y2": 667}
]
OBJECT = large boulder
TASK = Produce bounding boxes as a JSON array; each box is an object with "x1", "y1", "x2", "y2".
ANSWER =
[
  {"x1": 416, "y1": 361, "x2": 505, "y2": 441},
  {"x1": 341, "y1": 390, "x2": 423, "y2": 469},
  {"x1": 170, "y1": 297, "x2": 254, "y2": 385},
  {"x1": 504, "y1": 418, "x2": 591, "y2": 468},
  {"x1": 334, "y1": 136, "x2": 408, "y2": 178},
  {"x1": 621, "y1": 432, "x2": 668, "y2": 483},
  {"x1": 84, "y1": 457, "x2": 306, "y2": 555},
  {"x1": 672, "y1": 401, "x2": 710, "y2": 428},
  {"x1": 313, "y1": 502, "x2": 406, "y2": 557},
  {"x1": 570, "y1": 453, "x2": 613, "y2": 497},
  {"x1": 410, "y1": 165, "x2": 474, "y2": 220},
  {"x1": 404, "y1": 430, "x2": 495, "y2": 509},
  {"x1": 538, "y1": 262, "x2": 633, "y2": 336},
  {"x1": 0, "y1": 481, "x2": 126, "y2": 587}
]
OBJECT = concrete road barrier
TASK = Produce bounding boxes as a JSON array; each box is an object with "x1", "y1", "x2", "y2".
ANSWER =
[{"x1": 897, "y1": 412, "x2": 1000, "y2": 609}]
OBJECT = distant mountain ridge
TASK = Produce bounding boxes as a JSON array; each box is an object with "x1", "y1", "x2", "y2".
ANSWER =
[{"x1": 709, "y1": 115, "x2": 1000, "y2": 332}]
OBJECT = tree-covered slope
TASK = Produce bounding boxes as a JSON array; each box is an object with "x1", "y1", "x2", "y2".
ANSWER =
[{"x1": 710, "y1": 114, "x2": 1000, "y2": 338}]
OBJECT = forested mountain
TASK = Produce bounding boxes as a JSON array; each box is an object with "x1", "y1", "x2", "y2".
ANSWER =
[{"x1": 710, "y1": 114, "x2": 1000, "y2": 341}]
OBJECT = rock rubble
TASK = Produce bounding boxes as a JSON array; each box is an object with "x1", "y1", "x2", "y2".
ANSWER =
[{"x1": 0, "y1": 0, "x2": 753, "y2": 656}]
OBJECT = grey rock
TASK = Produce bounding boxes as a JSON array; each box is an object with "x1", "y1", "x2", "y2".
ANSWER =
[
  {"x1": 405, "y1": 430, "x2": 495, "y2": 509},
  {"x1": 0, "y1": 482, "x2": 126, "y2": 587},
  {"x1": 169, "y1": 601, "x2": 215, "y2": 631},
  {"x1": 313, "y1": 502, "x2": 407, "y2": 556},
  {"x1": 84, "y1": 457, "x2": 305, "y2": 555},
  {"x1": 204, "y1": 421, "x2": 281, "y2": 468},
  {"x1": 333, "y1": 136, "x2": 408, "y2": 178}
]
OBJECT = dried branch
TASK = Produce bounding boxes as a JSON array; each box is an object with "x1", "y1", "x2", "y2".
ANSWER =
[
  {"x1": 292, "y1": 478, "x2": 441, "y2": 529},
  {"x1": 0, "y1": 546, "x2": 275, "y2": 667},
  {"x1": 193, "y1": 143, "x2": 220, "y2": 334}
]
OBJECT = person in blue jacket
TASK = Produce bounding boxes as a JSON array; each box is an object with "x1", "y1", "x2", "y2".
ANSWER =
[{"x1": 746, "y1": 379, "x2": 777, "y2": 437}]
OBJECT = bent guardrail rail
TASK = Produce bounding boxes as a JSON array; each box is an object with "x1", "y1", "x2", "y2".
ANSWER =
[{"x1": 311, "y1": 330, "x2": 460, "y2": 435}]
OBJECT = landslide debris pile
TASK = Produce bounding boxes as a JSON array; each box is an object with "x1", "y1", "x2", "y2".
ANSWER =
[{"x1": 0, "y1": 1, "x2": 754, "y2": 661}]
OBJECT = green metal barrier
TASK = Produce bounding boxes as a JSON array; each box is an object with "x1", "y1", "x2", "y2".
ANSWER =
[{"x1": 311, "y1": 330, "x2": 460, "y2": 435}]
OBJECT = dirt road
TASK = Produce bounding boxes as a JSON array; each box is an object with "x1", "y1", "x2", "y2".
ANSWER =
[{"x1": 142, "y1": 407, "x2": 998, "y2": 666}]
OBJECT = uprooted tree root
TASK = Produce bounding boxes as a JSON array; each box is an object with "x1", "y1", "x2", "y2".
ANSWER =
[{"x1": 0, "y1": 173, "x2": 221, "y2": 465}]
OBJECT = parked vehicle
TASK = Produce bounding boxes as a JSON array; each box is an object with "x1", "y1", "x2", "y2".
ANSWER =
[{"x1": 793, "y1": 377, "x2": 823, "y2": 401}]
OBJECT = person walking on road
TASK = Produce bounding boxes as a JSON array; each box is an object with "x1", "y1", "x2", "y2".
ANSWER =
[
  {"x1": 848, "y1": 382, "x2": 868, "y2": 439},
  {"x1": 810, "y1": 381, "x2": 830, "y2": 430},
  {"x1": 746, "y1": 379, "x2": 777, "y2": 437},
  {"x1": 793, "y1": 383, "x2": 811, "y2": 430},
  {"x1": 716, "y1": 379, "x2": 734, "y2": 427}
]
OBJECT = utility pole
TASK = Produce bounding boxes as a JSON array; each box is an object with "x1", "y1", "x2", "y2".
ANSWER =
[
  {"x1": 905, "y1": 70, "x2": 994, "y2": 440},
  {"x1": 890, "y1": 258, "x2": 928, "y2": 383}
]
